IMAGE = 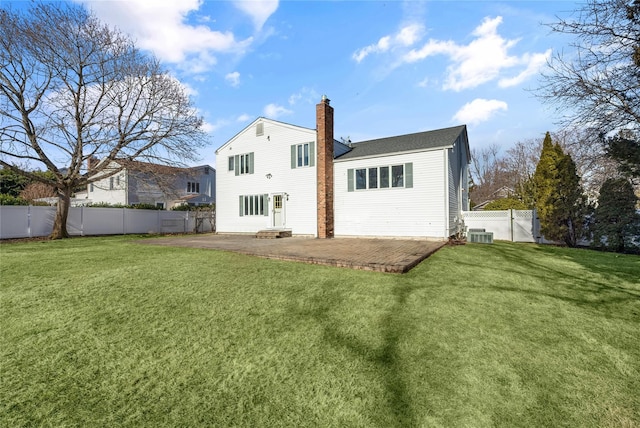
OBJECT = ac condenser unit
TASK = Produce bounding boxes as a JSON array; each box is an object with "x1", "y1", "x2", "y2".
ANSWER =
[{"x1": 468, "y1": 231, "x2": 494, "y2": 244}]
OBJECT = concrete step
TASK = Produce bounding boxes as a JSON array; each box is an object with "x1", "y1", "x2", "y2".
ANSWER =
[{"x1": 255, "y1": 230, "x2": 292, "y2": 239}]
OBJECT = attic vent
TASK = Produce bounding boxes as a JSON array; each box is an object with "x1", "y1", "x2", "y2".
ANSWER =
[{"x1": 256, "y1": 122, "x2": 264, "y2": 136}]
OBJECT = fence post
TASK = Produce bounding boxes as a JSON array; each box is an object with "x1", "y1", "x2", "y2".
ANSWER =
[
  {"x1": 509, "y1": 209, "x2": 514, "y2": 242},
  {"x1": 27, "y1": 205, "x2": 32, "y2": 238}
]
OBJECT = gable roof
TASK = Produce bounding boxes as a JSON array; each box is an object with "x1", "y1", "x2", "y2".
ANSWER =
[
  {"x1": 335, "y1": 125, "x2": 468, "y2": 161},
  {"x1": 215, "y1": 117, "x2": 316, "y2": 154}
]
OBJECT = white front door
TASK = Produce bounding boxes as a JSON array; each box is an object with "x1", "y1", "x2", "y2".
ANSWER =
[{"x1": 272, "y1": 193, "x2": 285, "y2": 228}]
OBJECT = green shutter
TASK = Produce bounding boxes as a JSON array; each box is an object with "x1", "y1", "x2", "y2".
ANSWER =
[
  {"x1": 249, "y1": 152, "x2": 254, "y2": 174},
  {"x1": 405, "y1": 163, "x2": 413, "y2": 188},
  {"x1": 234, "y1": 155, "x2": 240, "y2": 176},
  {"x1": 262, "y1": 194, "x2": 269, "y2": 216},
  {"x1": 291, "y1": 145, "x2": 297, "y2": 169},
  {"x1": 309, "y1": 141, "x2": 315, "y2": 167},
  {"x1": 239, "y1": 195, "x2": 244, "y2": 216},
  {"x1": 347, "y1": 169, "x2": 354, "y2": 192}
]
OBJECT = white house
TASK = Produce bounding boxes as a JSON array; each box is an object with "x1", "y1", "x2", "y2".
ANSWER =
[
  {"x1": 82, "y1": 159, "x2": 215, "y2": 209},
  {"x1": 215, "y1": 96, "x2": 470, "y2": 239}
]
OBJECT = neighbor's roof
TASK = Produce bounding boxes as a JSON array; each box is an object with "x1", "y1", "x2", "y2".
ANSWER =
[{"x1": 335, "y1": 125, "x2": 468, "y2": 161}]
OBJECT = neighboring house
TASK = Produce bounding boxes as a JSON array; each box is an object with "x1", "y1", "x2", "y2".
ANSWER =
[
  {"x1": 472, "y1": 186, "x2": 515, "y2": 211},
  {"x1": 81, "y1": 159, "x2": 215, "y2": 209},
  {"x1": 215, "y1": 96, "x2": 470, "y2": 239}
]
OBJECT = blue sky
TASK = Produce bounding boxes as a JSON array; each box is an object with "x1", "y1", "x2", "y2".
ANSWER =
[{"x1": 70, "y1": 1, "x2": 578, "y2": 167}]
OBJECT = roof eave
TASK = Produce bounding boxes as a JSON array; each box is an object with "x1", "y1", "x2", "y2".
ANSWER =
[{"x1": 334, "y1": 145, "x2": 454, "y2": 162}]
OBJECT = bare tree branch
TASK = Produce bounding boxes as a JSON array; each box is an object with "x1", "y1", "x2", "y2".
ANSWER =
[{"x1": 0, "y1": 2, "x2": 209, "y2": 238}]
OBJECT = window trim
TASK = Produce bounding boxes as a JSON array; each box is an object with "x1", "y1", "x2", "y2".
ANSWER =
[
  {"x1": 234, "y1": 152, "x2": 254, "y2": 175},
  {"x1": 291, "y1": 142, "x2": 315, "y2": 169},
  {"x1": 238, "y1": 194, "x2": 269, "y2": 217},
  {"x1": 348, "y1": 162, "x2": 413, "y2": 191},
  {"x1": 187, "y1": 181, "x2": 200, "y2": 194}
]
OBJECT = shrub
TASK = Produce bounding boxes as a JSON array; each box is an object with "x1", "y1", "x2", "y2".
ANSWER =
[
  {"x1": 483, "y1": 197, "x2": 528, "y2": 210},
  {"x1": 0, "y1": 194, "x2": 29, "y2": 205}
]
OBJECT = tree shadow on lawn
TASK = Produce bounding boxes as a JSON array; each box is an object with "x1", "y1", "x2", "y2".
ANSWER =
[
  {"x1": 463, "y1": 243, "x2": 639, "y2": 320},
  {"x1": 292, "y1": 278, "x2": 422, "y2": 428},
  {"x1": 534, "y1": 244, "x2": 640, "y2": 285}
]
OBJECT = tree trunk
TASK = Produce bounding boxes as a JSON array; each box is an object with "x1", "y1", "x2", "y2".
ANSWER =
[{"x1": 50, "y1": 187, "x2": 72, "y2": 239}]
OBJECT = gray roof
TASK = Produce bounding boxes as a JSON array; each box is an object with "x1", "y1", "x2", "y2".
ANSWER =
[{"x1": 335, "y1": 125, "x2": 467, "y2": 161}]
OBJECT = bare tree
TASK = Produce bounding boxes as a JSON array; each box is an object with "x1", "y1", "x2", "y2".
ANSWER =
[
  {"x1": 539, "y1": 0, "x2": 640, "y2": 133},
  {"x1": 0, "y1": 2, "x2": 208, "y2": 238},
  {"x1": 502, "y1": 138, "x2": 541, "y2": 200},
  {"x1": 469, "y1": 144, "x2": 503, "y2": 205},
  {"x1": 19, "y1": 181, "x2": 56, "y2": 202}
]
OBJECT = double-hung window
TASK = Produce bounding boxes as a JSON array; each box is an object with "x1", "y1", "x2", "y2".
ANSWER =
[
  {"x1": 187, "y1": 181, "x2": 200, "y2": 193},
  {"x1": 232, "y1": 152, "x2": 254, "y2": 175},
  {"x1": 291, "y1": 142, "x2": 315, "y2": 168},
  {"x1": 348, "y1": 163, "x2": 413, "y2": 191}
]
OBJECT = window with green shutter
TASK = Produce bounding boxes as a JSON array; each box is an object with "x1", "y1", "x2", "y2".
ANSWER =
[
  {"x1": 234, "y1": 152, "x2": 254, "y2": 175},
  {"x1": 239, "y1": 194, "x2": 268, "y2": 216},
  {"x1": 291, "y1": 142, "x2": 315, "y2": 168}
]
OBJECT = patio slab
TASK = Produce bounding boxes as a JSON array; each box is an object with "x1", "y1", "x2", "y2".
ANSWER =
[{"x1": 140, "y1": 234, "x2": 447, "y2": 273}]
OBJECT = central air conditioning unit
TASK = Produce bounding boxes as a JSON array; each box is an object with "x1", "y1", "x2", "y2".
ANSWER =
[{"x1": 468, "y1": 231, "x2": 494, "y2": 244}]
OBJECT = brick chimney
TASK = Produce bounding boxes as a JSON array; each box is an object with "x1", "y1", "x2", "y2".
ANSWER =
[
  {"x1": 316, "y1": 95, "x2": 334, "y2": 239},
  {"x1": 87, "y1": 156, "x2": 99, "y2": 171}
]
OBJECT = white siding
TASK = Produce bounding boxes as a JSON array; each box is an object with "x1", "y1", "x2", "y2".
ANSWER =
[
  {"x1": 446, "y1": 135, "x2": 470, "y2": 235},
  {"x1": 89, "y1": 173, "x2": 127, "y2": 205},
  {"x1": 216, "y1": 119, "x2": 318, "y2": 235},
  {"x1": 334, "y1": 150, "x2": 447, "y2": 238}
]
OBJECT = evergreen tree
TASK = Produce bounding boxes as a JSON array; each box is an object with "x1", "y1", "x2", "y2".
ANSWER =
[
  {"x1": 592, "y1": 178, "x2": 640, "y2": 253},
  {"x1": 533, "y1": 132, "x2": 586, "y2": 246}
]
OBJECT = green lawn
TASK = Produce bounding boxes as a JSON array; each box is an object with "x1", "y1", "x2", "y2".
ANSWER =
[{"x1": 1, "y1": 236, "x2": 638, "y2": 427}]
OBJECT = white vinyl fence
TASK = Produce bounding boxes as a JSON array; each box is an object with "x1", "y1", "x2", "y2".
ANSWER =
[
  {"x1": 0, "y1": 206, "x2": 214, "y2": 239},
  {"x1": 461, "y1": 209, "x2": 540, "y2": 243}
]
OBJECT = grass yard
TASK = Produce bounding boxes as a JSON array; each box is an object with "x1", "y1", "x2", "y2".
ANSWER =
[{"x1": 1, "y1": 236, "x2": 639, "y2": 427}]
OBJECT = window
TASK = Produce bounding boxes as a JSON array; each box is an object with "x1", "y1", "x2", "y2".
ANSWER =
[
  {"x1": 368, "y1": 167, "x2": 378, "y2": 189},
  {"x1": 297, "y1": 143, "x2": 310, "y2": 167},
  {"x1": 90, "y1": 183, "x2": 94, "y2": 192},
  {"x1": 187, "y1": 182, "x2": 200, "y2": 193},
  {"x1": 156, "y1": 202, "x2": 165, "y2": 209},
  {"x1": 233, "y1": 152, "x2": 254, "y2": 175},
  {"x1": 291, "y1": 142, "x2": 315, "y2": 169},
  {"x1": 392, "y1": 165, "x2": 404, "y2": 187},
  {"x1": 109, "y1": 177, "x2": 114, "y2": 190},
  {"x1": 380, "y1": 166, "x2": 389, "y2": 188},
  {"x1": 239, "y1": 194, "x2": 268, "y2": 216},
  {"x1": 348, "y1": 163, "x2": 413, "y2": 191},
  {"x1": 256, "y1": 122, "x2": 264, "y2": 136},
  {"x1": 273, "y1": 194, "x2": 282, "y2": 209},
  {"x1": 116, "y1": 176, "x2": 120, "y2": 186},
  {"x1": 355, "y1": 168, "x2": 366, "y2": 190},
  {"x1": 228, "y1": 156, "x2": 234, "y2": 171}
]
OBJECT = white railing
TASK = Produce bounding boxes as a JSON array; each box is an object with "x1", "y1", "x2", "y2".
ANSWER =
[{"x1": 0, "y1": 206, "x2": 214, "y2": 239}]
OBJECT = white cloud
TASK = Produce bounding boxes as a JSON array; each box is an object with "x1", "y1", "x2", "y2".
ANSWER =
[
  {"x1": 401, "y1": 16, "x2": 549, "y2": 91},
  {"x1": 288, "y1": 87, "x2": 320, "y2": 105},
  {"x1": 453, "y1": 98, "x2": 508, "y2": 125},
  {"x1": 236, "y1": 114, "x2": 252, "y2": 122},
  {"x1": 233, "y1": 0, "x2": 279, "y2": 31},
  {"x1": 76, "y1": 0, "x2": 253, "y2": 73},
  {"x1": 499, "y1": 50, "x2": 551, "y2": 88},
  {"x1": 225, "y1": 71, "x2": 241, "y2": 87},
  {"x1": 353, "y1": 24, "x2": 424, "y2": 63},
  {"x1": 263, "y1": 103, "x2": 292, "y2": 119},
  {"x1": 200, "y1": 120, "x2": 215, "y2": 134}
]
